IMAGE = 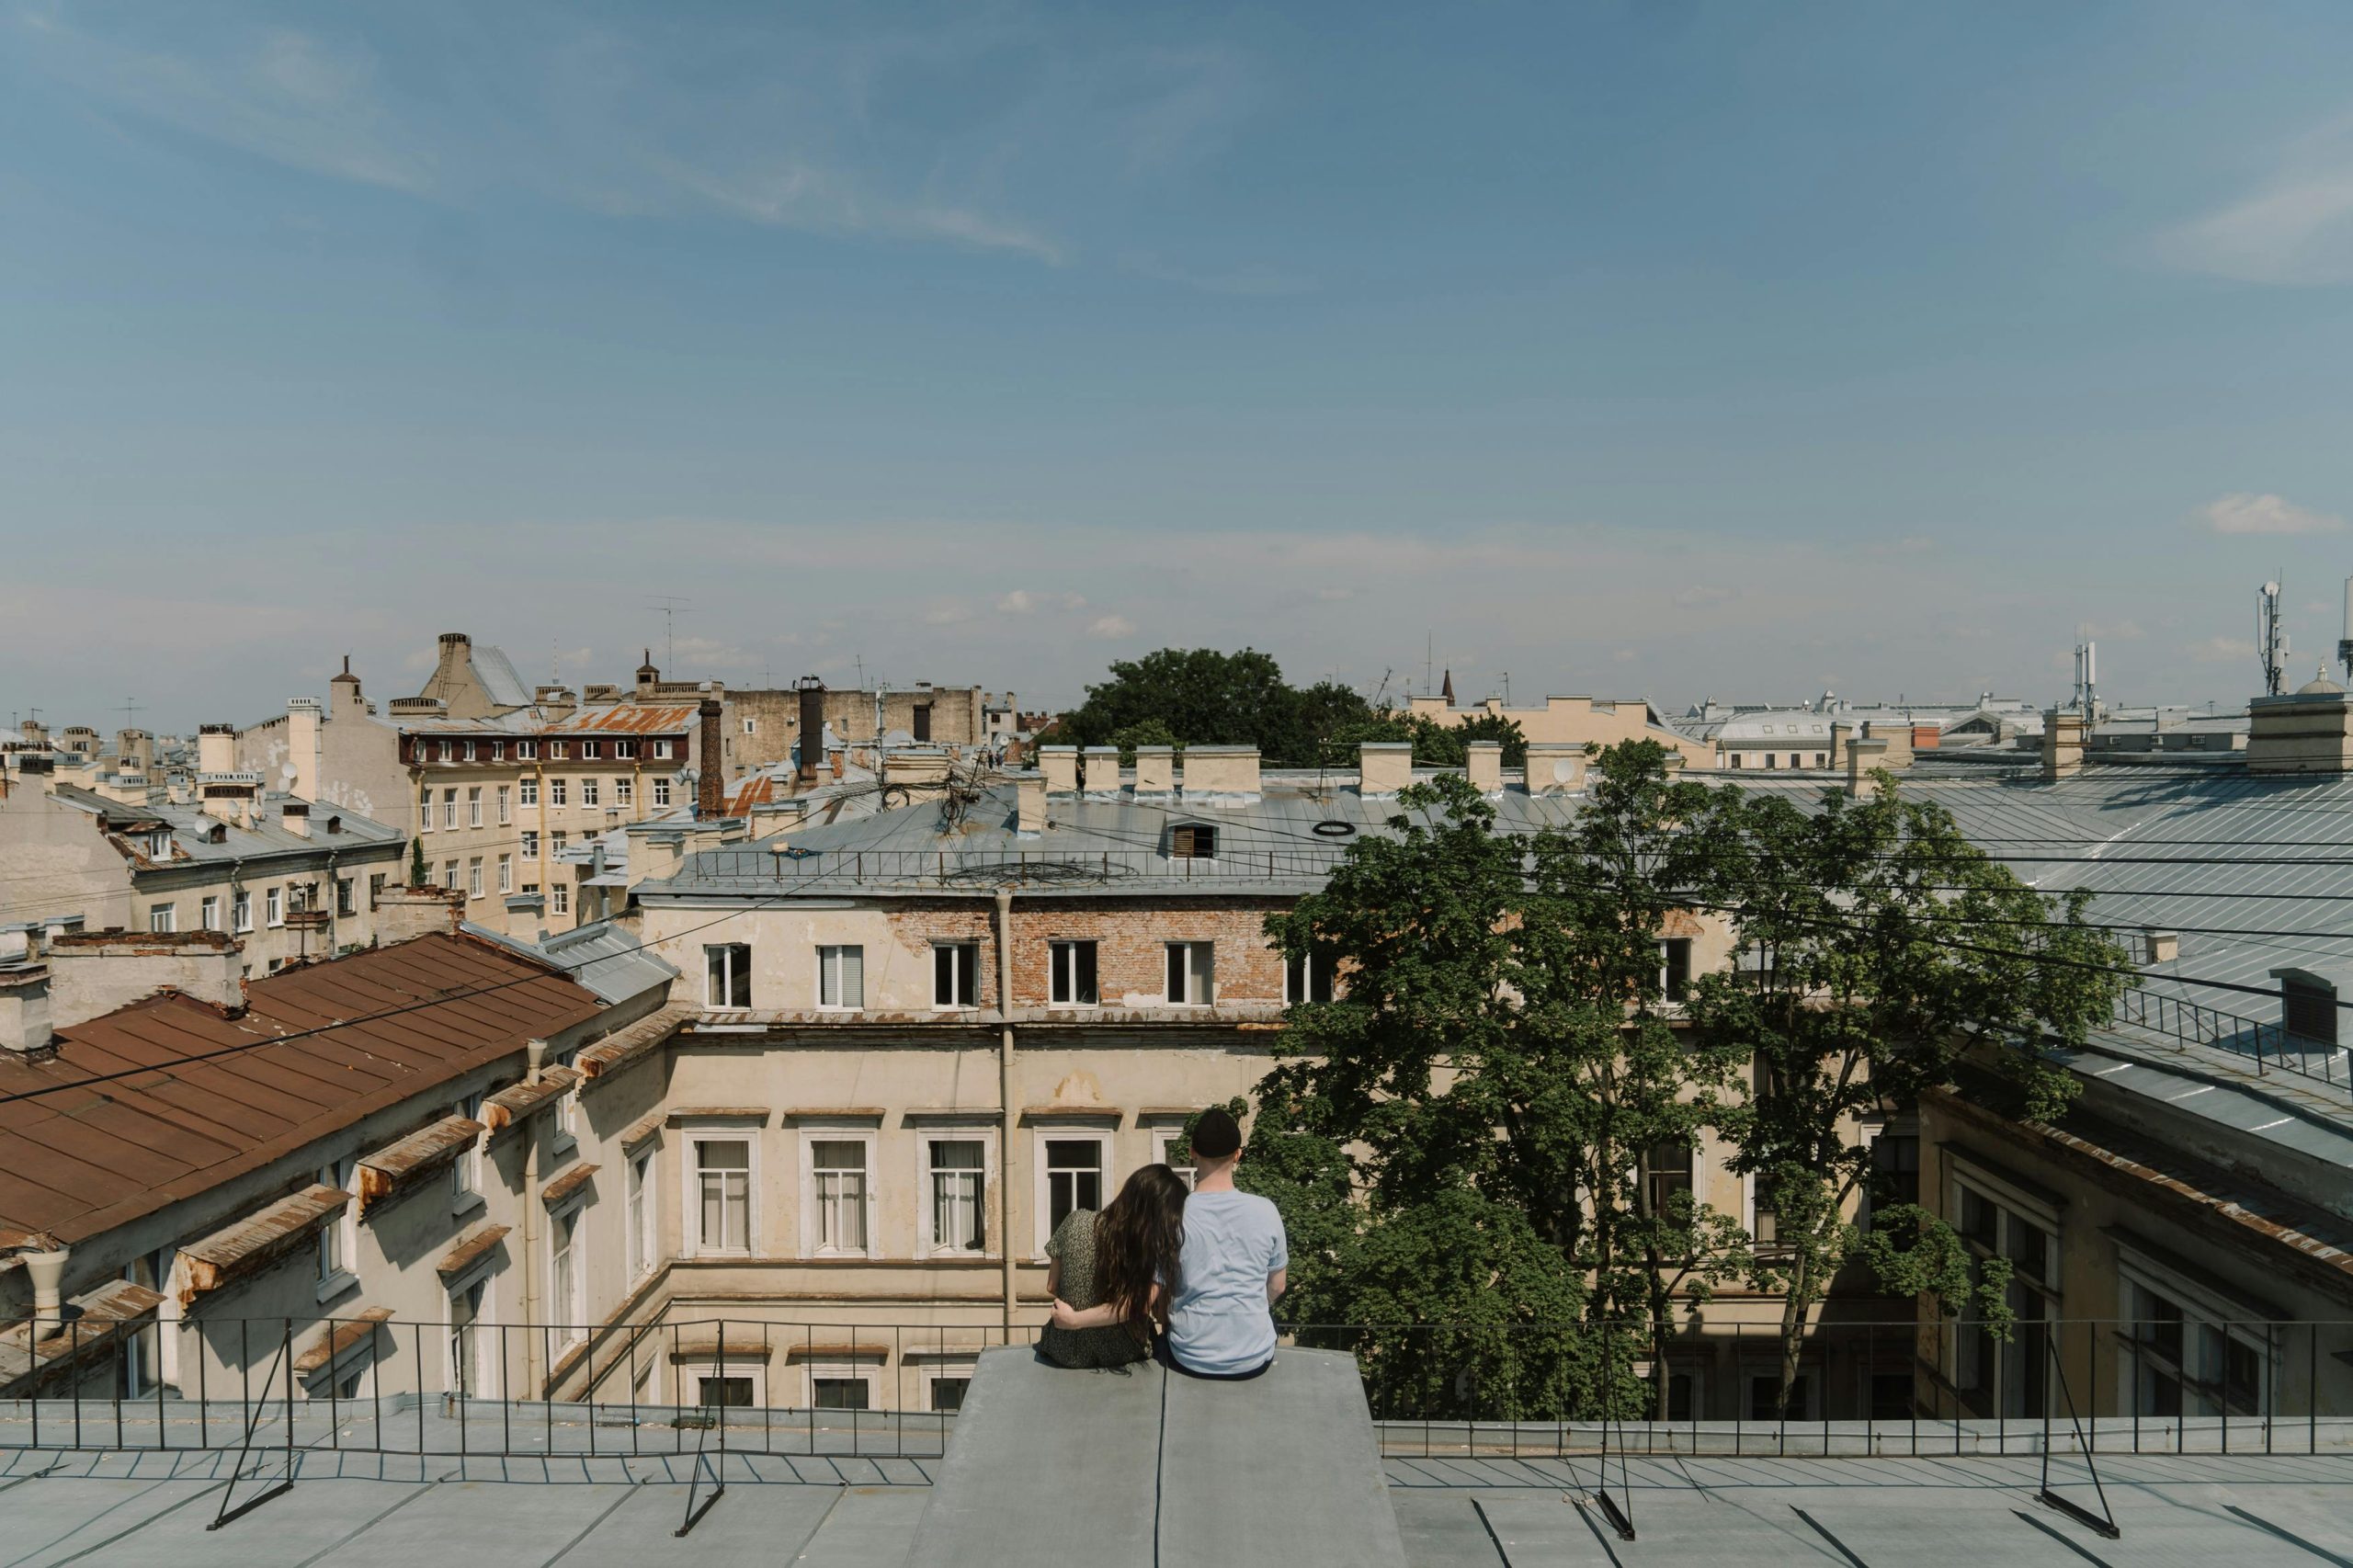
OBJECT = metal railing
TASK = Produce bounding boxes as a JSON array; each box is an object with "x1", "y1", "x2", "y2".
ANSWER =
[
  {"x1": 7, "y1": 1313, "x2": 2349, "y2": 1465},
  {"x1": 683, "y1": 846, "x2": 1350, "y2": 888},
  {"x1": 2115, "y1": 988, "x2": 2351, "y2": 1091}
]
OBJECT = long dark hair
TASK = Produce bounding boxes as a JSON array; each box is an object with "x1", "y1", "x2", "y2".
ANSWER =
[{"x1": 1095, "y1": 1164, "x2": 1188, "y2": 1341}]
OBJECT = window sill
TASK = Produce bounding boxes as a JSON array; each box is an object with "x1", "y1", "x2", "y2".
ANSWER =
[
  {"x1": 315, "y1": 1268, "x2": 360, "y2": 1305},
  {"x1": 450, "y1": 1188, "x2": 488, "y2": 1220}
]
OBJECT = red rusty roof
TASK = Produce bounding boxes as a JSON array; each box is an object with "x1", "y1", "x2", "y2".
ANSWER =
[{"x1": 0, "y1": 932, "x2": 603, "y2": 1245}]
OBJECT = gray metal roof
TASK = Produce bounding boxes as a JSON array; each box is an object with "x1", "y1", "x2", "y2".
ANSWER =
[
  {"x1": 45, "y1": 783, "x2": 404, "y2": 865},
  {"x1": 460, "y1": 916, "x2": 678, "y2": 1006},
  {"x1": 470, "y1": 643, "x2": 533, "y2": 710}
]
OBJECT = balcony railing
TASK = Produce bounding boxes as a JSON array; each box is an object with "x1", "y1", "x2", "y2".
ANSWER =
[{"x1": 681, "y1": 846, "x2": 1353, "y2": 888}]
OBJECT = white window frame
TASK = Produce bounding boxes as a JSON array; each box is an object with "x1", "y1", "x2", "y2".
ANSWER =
[
  {"x1": 654, "y1": 778, "x2": 673, "y2": 808},
  {"x1": 920, "y1": 1358, "x2": 979, "y2": 1415},
  {"x1": 549, "y1": 742, "x2": 569, "y2": 761},
  {"x1": 1151, "y1": 1126, "x2": 1198, "y2": 1190},
  {"x1": 450, "y1": 1092, "x2": 485, "y2": 1211},
  {"x1": 1164, "y1": 941, "x2": 1214, "y2": 1006},
  {"x1": 497, "y1": 855, "x2": 513, "y2": 894},
  {"x1": 446, "y1": 1276, "x2": 490, "y2": 1399},
  {"x1": 705, "y1": 942, "x2": 753, "y2": 1009},
  {"x1": 521, "y1": 829, "x2": 540, "y2": 859},
  {"x1": 335, "y1": 877, "x2": 355, "y2": 917},
  {"x1": 517, "y1": 740, "x2": 537, "y2": 761},
  {"x1": 581, "y1": 778, "x2": 600, "y2": 808},
  {"x1": 316, "y1": 1154, "x2": 358, "y2": 1301},
  {"x1": 149, "y1": 903, "x2": 176, "y2": 934},
  {"x1": 687, "y1": 1132, "x2": 756, "y2": 1256},
  {"x1": 1050, "y1": 939, "x2": 1099, "y2": 1006},
  {"x1": 628, "y1": 1146, "x2": 658, "y2": 1281},
  {"x1": 550, "y1": 778, "x2": 568, "y2": 808},
  {"x1": 691, "y1": 1360, "x2": 767, "y2": 1410},
  {"x1": 614, "y1": 776, "x2": 633, "y2": 807},
  {"x1": 467, "y1": 858, "x2": 483, "y2": 899},
  {"x1": 233, "y1": 889, "x2": 253, "y2": 933},
  {"x1": 931, "y1": 941, "x2": 981, "y2": 1009},
  {"x1": 1030, "y1": 1128, "x2": 1113, "y2": 1259},
  {"x1": 816, "y1": 944, "x2": 865, "y2": 1010},
  {"x1": 519, "y1": 778, "x2": 540, "y2": 808},
  {"x1": 1284, "y1": 949, "x2": 1336, "y2": 1005},
  {"x1": 549, "y1": 1199, "x2": 586, "y2": 1346},
  {"x1": 495, "y1": 785, "x2": 511, "y2": 824},
  {"x1": 199, "y1": 894, "x2": 221, "y2": 932},
  {"x1": 441, "y1": 790, "x2": 458, "y2": 830},
  {"x1": 654, "y1": 739, "x2": 674, "y2": 760},
  {"x1": 419, "y1": 790, "x2": 433, "y2": 831},
  {"x1": 803, "y1": 1358, "x2": 879, "y2": 1413},
  {"x1": 266, "y1": 886, "x2": 284, "y2": 927},
  {"x1": 800, "y1": 1126, "x2": 880, "y2": 1258},
  {"x1": 551, "y1": 883, "x2": 570, "y2": 916},
  {"x1": 467, "y1": 787, "x2": 483, "y2": 828},
  {"x1": 2116, "y1": 1240, "x2": 2278, "y2": 1419},
  {"x1": 915, "y1": 1128, "x2": 996, "y2": 1256},
  {"x1": 616, "y1": 740, "x2": 637, "y2": 759}
]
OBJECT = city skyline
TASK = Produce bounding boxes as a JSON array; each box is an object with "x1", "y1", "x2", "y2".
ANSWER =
[{"x1": 8, "y1": 2, "x2": 2353, "y2": 721}]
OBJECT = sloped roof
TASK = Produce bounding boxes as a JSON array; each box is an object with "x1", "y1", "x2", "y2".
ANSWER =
[
  {"x1": 0, "y1": 933, "x2": 603, "y2": 1244},
  {"x1": 470, "y1": 644, "x2": 533, "y2": 710}
]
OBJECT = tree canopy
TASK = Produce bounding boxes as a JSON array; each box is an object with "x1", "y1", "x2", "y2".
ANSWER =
[{"x1": 1059, "y1": 648, "x2": 1377, "y2": 767}]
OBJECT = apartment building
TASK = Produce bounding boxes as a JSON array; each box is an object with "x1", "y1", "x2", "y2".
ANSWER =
[
  {"x1": 1404, "y1": 688, "x2": 1716, "y2": 768},
  {"x1": 726, "y1": 677, "x2": 995, "y2": 776},
  {"x1": 0, "y1": 728, "x2": 405, "y2": 979},
  {"x1": 0, "y1": 927, "x2": 677, "y2": 1403},
  {"x1": 237, "y1": 635, "x2": 716, "y2": 938}
]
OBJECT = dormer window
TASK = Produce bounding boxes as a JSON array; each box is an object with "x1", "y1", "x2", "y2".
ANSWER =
[
  {"x1": 1169, "y1": 824, "x2": 1218, "y2": 860},
  {"x1": 205, "y1": 824, "x2": 226, "y2": 845}
]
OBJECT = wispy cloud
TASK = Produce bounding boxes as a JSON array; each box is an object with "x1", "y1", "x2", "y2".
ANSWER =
[
  {"x1": 2196, "y1": 492, "x2": 2344, "y2": 535},
  {"x1": 2187, "y1": 635, "x2": 2256, "y2": 665},
  {"x1": 2160, "y1": 114, "x2": 2353, "y2": 285},
  {"x1": 12, "y1": 6, "x2": 1267, "y2": 267},
  {"x1": 996, "y1": 589, "x2": 1089, "y2": 615},
  {"x1": 1086, "y1": 613, "x2": 1136, "y2": 639}
]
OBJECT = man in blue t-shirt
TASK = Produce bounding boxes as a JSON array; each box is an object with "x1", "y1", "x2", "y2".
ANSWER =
[{"x1": 1159, "y1": 1108, "x2": 1288, "y2": 1380}]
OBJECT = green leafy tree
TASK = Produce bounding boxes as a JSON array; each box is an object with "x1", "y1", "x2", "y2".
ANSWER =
[
  {"x1": 1062, "y1": 648, "x2": 1376, "y2": 767},
  {"x1": 1259, "y1": 748, "x2": 1743, "y2": 1418},
  {"x1": 408, "y1": 837, "x2": 427, "y2": 889},
  {"x1": 1108, "y1": 719, "x2": 1180, "y2": 765},
  {"x1": 1688, "y1": 772, "x2": 2131, "y2": 1414},
  {"x1": 1518, "y1": 742, "x2": 1753, "y2": 1415},
  {"x1": 1327, "y1": 712, "x2": 1529, "y2": 769}
]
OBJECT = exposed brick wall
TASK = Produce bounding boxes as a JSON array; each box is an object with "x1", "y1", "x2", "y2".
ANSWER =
[{"x1": 880, "y1": 897, "x2": 1291, "y2": 1006}]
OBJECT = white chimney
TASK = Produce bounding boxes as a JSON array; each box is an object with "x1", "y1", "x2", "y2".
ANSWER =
[
  {"x1": 1040, "y1": 745, "x2": 1078, "y2": 796},
  {"x1": 1016, "y1": 776, "x2": 1046, "y2": 835},
  {"x1": 196, "y1": 723, "x2": 235, "y2": 776},
  {"x1": 286, "y1": 697, "x2": 324, "y2": 801},
  {"x1": 23, "y1": 1241, "x2": 68, "y2": 1332}
]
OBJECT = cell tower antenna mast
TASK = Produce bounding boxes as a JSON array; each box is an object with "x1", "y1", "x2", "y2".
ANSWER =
[
  {"x1": 646, "y1": 597, "x2": 690, "y2": 667},
  {"x1": 2337, "y1": 576, "x2": 2353, "y2": 681},
  {"x1": 2258, "y1": 581, "x2": 2288, "y2": 698}
]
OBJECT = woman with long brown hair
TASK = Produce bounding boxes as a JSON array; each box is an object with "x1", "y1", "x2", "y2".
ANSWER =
[{"x1": 1040, "y1": 1164, "x2": 1188, "y2": 1369}]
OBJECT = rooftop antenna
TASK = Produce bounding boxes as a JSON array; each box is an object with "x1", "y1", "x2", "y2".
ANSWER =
[
  {"x1": 2338, "y1": 576, "x2": 2353, "y2": 681},
  {"x1": 1500, "y1": 671, "x2": 1511, "y2": 706},
  {"x1": 2258, "y1": 581, "x2": 2288, "y2": 697},
  {"x1": 119, "y1": 696, "x2": 142, "y2": 731},
  {"x1": 646, "y1": 597, "x2": 690, "y2": 667},
  {"x1": 1426, "y1": 631, "x2": 1434, "y2": 698}
]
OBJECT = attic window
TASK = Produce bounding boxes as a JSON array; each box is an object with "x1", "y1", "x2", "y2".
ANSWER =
[
  {"x1": 325, "y1": 815, "x2": 343, "y2": 835},
  {"x1": 205, "y1": 824, "x2": 226, "y2": 845},
  {"x1": 1170, "y1": 824, "x2": 1218, "y2": 860}
]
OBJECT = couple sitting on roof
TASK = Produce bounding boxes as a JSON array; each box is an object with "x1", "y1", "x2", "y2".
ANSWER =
[{"x1": 1039, "y1": 1108, "x2": 1289, "y2": 1381}]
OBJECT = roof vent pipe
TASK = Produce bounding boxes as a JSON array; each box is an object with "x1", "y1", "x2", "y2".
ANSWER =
[{"x1": 23, "y1": 1241, "x2": 68, "y2": 1333}]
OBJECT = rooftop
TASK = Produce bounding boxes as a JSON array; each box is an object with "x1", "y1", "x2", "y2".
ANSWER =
[{"x1": 0, "y1": 932, "x2": 603, "y2": 1244}]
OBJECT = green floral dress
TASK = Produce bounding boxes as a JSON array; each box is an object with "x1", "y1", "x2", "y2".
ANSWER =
[{"x1": 1039, "y1": 1208, "x2": 1151, "y2": 1369}]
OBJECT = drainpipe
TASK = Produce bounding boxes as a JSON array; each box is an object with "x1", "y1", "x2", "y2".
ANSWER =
[
  {"x1": 521, "y1": 1039, "x2": 548, "y2": 1392},
  {"x1": 994, "y1": 886, "x2": 1017, "y2": 1334}
]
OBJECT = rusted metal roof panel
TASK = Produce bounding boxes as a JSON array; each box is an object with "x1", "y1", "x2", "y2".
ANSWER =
[
  {"x1": 0, "y1": 1278, "x2": 165, "y2": 1392},
  {"x1": 483, "y1": 1067, "x2": 579, "y2": 1133},
  {"x1": 540, "y1": 1161, "x2": 598, "y2": 1209},
  {"x1": 179, "y1": 1184, "x2": 347, "y2": 1302},
  {"x1": 296, "y1": 1306, "x2": 394, "y2": 1375},
  {"x1": 574, "y1": 1006, "x2": 688, "y2": 1085},
  {"x1": 0, "y1": 933, "x2": 602, "y2": 1245},
  {"x1": 356, "y1": 1115, "x2": 483, "y2": 1210},
  {"x1": 618, "y1": 1109, "x2": 664, "y2": 1150},
  {"x1": 437, "y1": 1221, "x2": 509, "y2": 1279}
]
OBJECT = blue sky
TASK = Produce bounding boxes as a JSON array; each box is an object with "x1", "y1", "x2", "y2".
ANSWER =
[{"x1": 7, "y1": 1, "x2": 2353, "y2": 730}]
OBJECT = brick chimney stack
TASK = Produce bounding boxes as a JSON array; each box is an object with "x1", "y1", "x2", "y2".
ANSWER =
[
  {"x1": 698, "y1": 699, "x2": 724, "y2": 817},
  {"x1": 797, "y1": 676, "x2": 825, "y2": 786}
]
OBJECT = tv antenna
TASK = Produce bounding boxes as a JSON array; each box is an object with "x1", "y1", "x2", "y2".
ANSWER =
[
  {"x1": 119, "y1": 697, "x2": 142, "y2": 732},
  {"x1": 646, "y1": 597, "x2": 691, "y2": 667},
  {"x1": 2257, "y1": 581, "x2": 2288, "y2": 697}
]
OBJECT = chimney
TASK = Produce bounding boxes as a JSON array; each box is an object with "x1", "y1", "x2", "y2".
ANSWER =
[
  {"x1": 1016, "y1": 776, "x2": 1046, "y2": 835},
  {"x1": 371, "y1": 884, "x2": 466, "y2": 943},
  {"x1": 279, "y1": 800, "x2": 311, "y2": 838},
  {"x1": 0, "y1": 964, "x2": 54, "y2": 1059},
  {"x1": 1181, "y1": 745, "x2": 1260, "y2": 798},
  {"x1": 1862, "y1": 720, "x2": 1913, "y2": 770},
  {"x1": 1524, "y1": 743, "x2": 1586, "y2": 795},
  {"x1": 637, "y1": 650, "x2": 661, "y2": 697},
  {"x1": 197, "y1": 722, "x2": 235, "y2": 777},
  {"x1": 2246, "y1": 671, "x2": 2353, "y2": 775},
  {"x1": 23, "y1": 1240, "x2": 68, "y2": 1333},
  {"x1": 697, "y1": 699, "x2": 724, "y2": 817},
  {"x1": 286, "y1": 697, "x2": 323, "y2": 801},
  {"x1": 1465, "y1": 740, "x2": 1504, "y2": 794},
  {"x1": 1132, "y1": 744, "x2": 1176, "y2": 796},
  {"x1": 2144, "y1": 930, "x2": 2180, "y2": 964},
  {"x1": 796, "y1": 676, "x2": 825, "y2": 785},
  {"x1": 1040, "y1": 745, "x2": 1079, "y2": 795},
  {"x1": 1356, "y1": 741, "x2": 1414, "y2": 795},
  {"x1": 1082, "y1": 746, "x2": 1121, "y2": 796},
  {"x1": 2040, "y1": 710, "x2": 2086, "y2": 780},
  {"x1": 1846, "y1": 736, "x2": 1889, "y2": 796}
]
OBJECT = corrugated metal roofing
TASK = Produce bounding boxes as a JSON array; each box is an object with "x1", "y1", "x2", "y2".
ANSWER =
[
  {"x1": 0, "y1": 933, "x2": 604, "y2": 1244},
  {"x1": 469, "y1": 644, "x2": 533, "y2": 710},
  {"x1": 45, "y1": 782, "x2": 404, "y2": 865}
]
